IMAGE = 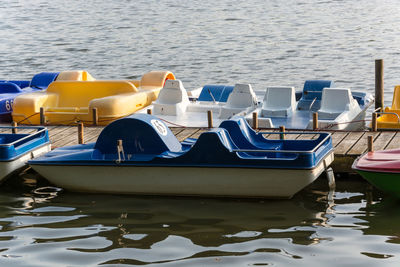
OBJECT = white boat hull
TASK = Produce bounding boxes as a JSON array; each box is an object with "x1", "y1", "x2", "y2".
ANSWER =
[
  {"x1": 31, "y1": 152, "x2": 334, "y2": 199},
  {"x1": 0, "y1": 144, "x2": 51, "y2": 182}
]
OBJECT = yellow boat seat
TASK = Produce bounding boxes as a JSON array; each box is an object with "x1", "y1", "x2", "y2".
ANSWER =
[
  {"x1": 375, "y1": 85, "x2": 400, "y2": 129},
  {"x1": 12, "y1": 71, "x2": 175, "y2": 125}
]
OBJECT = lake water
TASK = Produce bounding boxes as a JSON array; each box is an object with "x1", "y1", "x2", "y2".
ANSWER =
[{"x1": 1, "y1": 0, "x2": 400, "y2": 266}]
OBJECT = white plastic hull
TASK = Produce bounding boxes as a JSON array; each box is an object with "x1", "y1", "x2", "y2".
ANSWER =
[
  {"x1": 31, "y1": 152, "x2": 334, "y2": 199},
  {"x1": 0, "y1": 144, "x2": 51, "y2": 182}
]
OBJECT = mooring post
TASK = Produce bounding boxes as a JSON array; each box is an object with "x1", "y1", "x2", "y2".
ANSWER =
[
  {"x1": 367, "y1": 135, "x2": 374, "y2": 152},
  {"x1": 147, "y1": 109, "x2": 152, "y2": 115},
  {"x1": 11, "y1": 121, "x2": 17, "y2": 134},
  {"x1": 372, "y1": 112, "x2": 377, "y2": 131},
  {"x1": 78, "y1": 122, "x2": 84, "y2": 144},
  {"x1": 375, "y1": 59, "x2": 384, "y2": 111},
  {"x1": 92, "y1": 108, "x2": 98, "y2": 126},
  {"x1": 313, "y1": 112, "x2": 318, "y2": 130},
  {"x1": 279, "y1": 125, "x2": 285, "y2": 140},
  {"x1": 252, "y1": 112, "x2": 258, "y2": 130},
  {"x1": 207, "y1": 110, "x2": 213, "y2": 128},
  {"x1": 40, "y1": 107, "x2": 45, "y2": 125}
]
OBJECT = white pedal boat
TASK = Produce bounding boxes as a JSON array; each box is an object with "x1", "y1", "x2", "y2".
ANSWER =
[
  {"x1": 244, "y1": 80, "x2": 374, "y2": 130},
  {"x1": 142, "y1": 80, "x2": 258, "y2": 127}
]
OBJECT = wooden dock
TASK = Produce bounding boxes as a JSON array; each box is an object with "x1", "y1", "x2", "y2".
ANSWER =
[{"x1": 6, "y1": 125, "x2": 400, "y2": 173}]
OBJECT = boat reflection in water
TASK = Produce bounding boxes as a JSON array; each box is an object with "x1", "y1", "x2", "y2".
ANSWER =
[{"x1": 0, "y1": 175, "x2": 400, "y2": 266}]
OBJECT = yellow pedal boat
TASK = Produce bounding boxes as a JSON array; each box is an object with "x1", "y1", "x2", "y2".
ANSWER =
[
  {"x1": 374, "y1": 85, "x2": 400, "y2": 129},
  {"x1": 12, "y1": 70, "x2": 175, "y2": 125}
]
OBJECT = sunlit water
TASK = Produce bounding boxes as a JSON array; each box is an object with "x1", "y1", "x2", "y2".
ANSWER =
[
  {"x1": 1, "y1": 0, "x2": 400, "y2": 105},
  {"x1": 0, "y1": 173, "x2": 399, "y2": 266},
  {"x1": 1, "y1": 0, "x2": 400, "y2": 266}
]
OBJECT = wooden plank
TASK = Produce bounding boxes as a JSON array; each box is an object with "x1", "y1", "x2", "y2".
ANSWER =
[
  {"x1": 347, "y1": 132, "x2": 380, "y2": 156},
  {"x1": 83, "y1": 126, "x2": 103, "y2": 143},
  {"x1": 189, "y1": 128, "x2": 208, "y2": 139},
  {"x1": 385, "y1": 132, "x2": 400, "y2": 150},
  {"x1": 175, "y1": 128, "x2": 201, "y2": 142},
  {"x1": 330, "y1": 131, "x2": 349, "y2": 148},
  {"x1": 373, "y1": 131, "x2": 396, "y2": 151},
  {"x1": 170, "y1": 127, "x2": 185, "y2": 135},
  {"x1": 51, "y1": 127, "x2": 80, "y2": 148},
  {"x1": 334, "y1": 131, "x2": 364, "y2": 155}
]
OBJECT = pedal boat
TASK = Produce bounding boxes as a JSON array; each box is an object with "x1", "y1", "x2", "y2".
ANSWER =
[
  {"x1": 0, "y1": 125, "x2": 51, "y2": 181},
  {"x1": 373, "y1": 85, "x2": 400, "y2": 130},
  {"x1": 143, "y1": 80, "x2": 258, "y2": 127},
  {"x1": 29, "y1": 114, "x2": 334, "y2": 199},
  {"x1": 244, "y1": 80, "x2": 373, "y2": 130},
  {"x1": 12, "y1": 71, "x2": 175, "y2": 126},
  {"x1": 353, "y1": 149, "x2": 400, "y2": 197},
  {"x1": 0, "y1": 72, "x2": 60, "y2": 122}
]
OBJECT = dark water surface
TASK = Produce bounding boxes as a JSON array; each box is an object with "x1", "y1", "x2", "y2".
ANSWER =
[{"x1": 0, "y1": 173, "x2": 399, "y2": 266}]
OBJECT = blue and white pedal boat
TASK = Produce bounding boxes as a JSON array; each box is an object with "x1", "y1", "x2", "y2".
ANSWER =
[
  {"x1": 0, "y1": 126, "x2": 51, "y2": 181},
  {"x1": 29, "y1": 114, "x2": 334, "y2": 198},
  {"x1": 0, "y1": 72, "x2": 59, "y2": 122}
]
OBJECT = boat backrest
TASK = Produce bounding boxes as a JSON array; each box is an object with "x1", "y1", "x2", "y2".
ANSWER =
[
  {"x1": 155, "y1": 80, "x2": 189, "y2": 105},
  {"x1": 0, "y1": 82, "x2": 23, "y2": 93},
  {"x1": 197, "y1": 85, "x2": 234, "y2": 102},
  {"x1": 297, "y1": 80, "x2": 334, "y2": 111},
  {"x1": 47, "y1": 80, "x2": 139, "y2": 107},
  {"x1": 7, "y1": 80, "x2": 30, "y2": 88},
  {"x1": 219, "y1": 117, "x2": 282, "y2": 150},
  {"x1": 29, "y1": 72, "x2": 59, "y2": 89},
  {"x1": 320, "y1": 88, "x2": 354, "y2": 112},
  {"x1": 391, "y1": 85, "x2": 400, "y2": 110},
  {"x1": 139, "y1": 71, "x2": 176, "y2": 90},
  {"x1": 94, "y1": 114, "x2": 182, "y2": 155},
  {"x1": 56, "y1": 70, "x2": 96, "y2": 81},
  {"x1": 262, "y1": 86, "x2": 296, "y2": 109},
  {"x1": 224, "y1": 84, "x2": 257, "y2": 108}
]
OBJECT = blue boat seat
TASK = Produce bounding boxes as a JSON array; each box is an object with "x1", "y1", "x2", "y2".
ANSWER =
[
  {"x1": 30, "y1": 72, "x2": 59, "y2": 89},
  {"x1": 0, "y1": 82, "x2": 23, "y2": 93},
  {"x1": 7, "y1": 80, "x2": 30, "y2": 89},
  {"x1": 297, "y1": 80, "x2": 334, "y2": 111},
  {"x1": 219, "y1": 117, "x2": 282, "y2": 150},
  {"x1": 197, "y1": 85, "x2": 234, "y2": 102}
]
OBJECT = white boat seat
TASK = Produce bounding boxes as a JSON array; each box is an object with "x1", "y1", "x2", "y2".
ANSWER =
[
  {"x1": 153, "y1": 80, "x2": 189, "y2": 116},
  {"x1": 219, "y1": 83, "x2": 257, "y2": 119},
  {"x1": 318, "y1": 88, "x2": 360, "y2": 120},
  {"x1": 261, "y1": 86, "x2": 296, "y2": 117}
]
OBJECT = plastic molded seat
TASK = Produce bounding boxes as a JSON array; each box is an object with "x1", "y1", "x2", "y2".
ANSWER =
[
  {"x1": 153, "y1": 80, "x2": 189, "y2": 116},
  {"x1": 197, "y1": 85, "x2": 234, "y2": 102},
  {"x1": 219, "y1": 84, "x2": 257, "y2": 119},
  {"x1": 297, "y1": 80, "x2": 334, "y2": 111},
  {"x1": 29, "y1": 72, "x2": 59, "y2": 89},
  {"x1": 261, "y1": 86, "x2": 296, "y2": 117},
  {"x1": 318, "y1": 88, "x2": 359, "y2": 120},
  {"x1": 0, "y1": 82, "x2": 23, "y2": 94},
  {"x1": 56, "y1": 70, "x2": 95, "y2": 81}
]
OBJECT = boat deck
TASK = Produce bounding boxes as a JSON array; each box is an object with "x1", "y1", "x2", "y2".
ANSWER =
[{"x1": 1, "y1": 124, "x2": 398, "y2": 173}]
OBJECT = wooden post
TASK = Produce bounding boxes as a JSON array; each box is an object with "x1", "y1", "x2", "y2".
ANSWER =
[
  {"x1": 147, "y1": 109, "x2": 152, "y2": 115},
  {"x1": 313, "y1": 112, "x2": 318, "y2": 130},
  {"x1": 367, "y1": 135, "x2": 374, "y2": 152},
  {"x1": 279, "y1": 125, "x2": 285, "y2": 140},
  {"x1": 11, "y1": 121, "x2": 17, "y2": 134},
  {"x1": 375, "y1": 59, "x2": 384, "y2": 111},
  {"x1": 372, "y1": 112, "x2": 377, "y2": 131},
  {"x1": 40, "y1": 107, "x2": 45, "y2": 125},
  {"x1": 252, "y1": 112, "x2": 258, "y2": 130},
  {"x1": 207, "y1": 110, "x2": 213, "y2": 128},
  {"x1": 78, "y1": 122, "x2": 84, "y2": 144},
  {"x1": 92, "y1": 108, "x2": 98, "y2": 126}
]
